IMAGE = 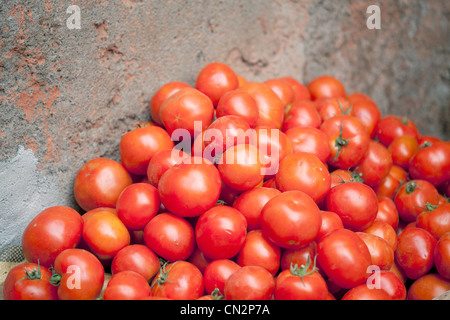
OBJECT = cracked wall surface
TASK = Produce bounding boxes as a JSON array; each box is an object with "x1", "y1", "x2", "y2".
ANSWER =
[{"x1": 0, "y1": 0, "x2": 449, "y2": 250}]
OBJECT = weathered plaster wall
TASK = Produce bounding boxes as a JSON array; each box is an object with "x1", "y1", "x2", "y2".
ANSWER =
[{"x1": 1, "y1": 0, "x2": 449, "y2": 250}]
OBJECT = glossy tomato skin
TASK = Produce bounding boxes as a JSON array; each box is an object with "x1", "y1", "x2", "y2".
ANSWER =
[
  {"x1": 374, "y1": 197, "x2": 399, "y2": 230},
  {"x1": 195, "y1": 205, "x2": 247, "y2": 260},
  {"x1": 216, "y1": 89, "x2": 259, "y2": 128},
  {"x1": 307, "y1": 75, "x2": 346, "y2": 101},
  {"x1": 280, "y1": 242, "x2": 317, "y2": 271},
  {"x1": 350, "y1": 99, "x2": 381, "y2": 137},
  {"x1": 146, "y1": 148, "x2": 190, "y2": 187},
  {"x1": 144, "y1": 212, "x2": 195, "y2": 262},
  {"x1": 364, "y1": 220, "x2": 398, "y2": 251},
  {"x1": 279, "y1": 76, "x2": 311, "y2": 101},
  {"x1": 316, "y1": 210, "x2": 344, "y2": 242},
  {"x1": 22, "y1": 206, "x2": 83, "y2": 268},
  {"x1": 103, "y1": 270, "x2": 151, "y2": 300},
  {"x1": 316, "y1": 97, "x2": 351, "y2": 122},
  {"x1": 285, "y1": 126, "x2": 331, "y2": 164},
  {"x1": 264, "y1": 78, "x2": 295, "y2": 107},
  {"x1": 158, "y1": 159, "x2": 222, "y2": 217},
  {"x1": 317, "y1": 228, "x2": 372, "y2": 289},
  {"x1": 260, "y1": 190, "x2": 321, "y2": 249},
  {"x1": 111, "y1": 244, "x2": 160, "y2": 282},
  {"x1": 282, "y1": 100, "x2": 321, "y2": 131},
  {"x1": 150, "y1": 81, "x2": 191, "y2": 125},
  {"x1": 377, "y1": 270, "x2": 407, "y2": 300},
  {"x1": 409, "y1": 142, "x2": 450, "y2": 187},
  {"x1": 195, "y1": 62, "x2": 239, "y2": 106},
  {"x1": 395, "y1": 227, "x2": 436, "y2": 280},
  {"x1": 356, "y1": 232, "x2": 394, "y2": 270},
  {"x1": 274, "y1": 268, "x2": 328, "y2": 300},
  {"x1": 119, "y1": 126, "x2": 174, "y2": 176},
  {"x1": 275, "y1": 152, "x2": 331, "y2": 203},
  {"x1": 325, "y1": 182, "x2": 378, "y2": 231},
  {"x1": 406, "y1": 273, "x2": 450, "y2": 300},
  {"x1": 416, "y1": 203, "x2": 450, "y2": 240},
  {"x1": 341, "y1": 284, "x2": 391, "y2": 300},
  {"x1": 151, "y1": 261, "x2": 204, "y2": 300},
  {"x1": 53, "y1": 248, "x2": 105, "y2": 300},
  {"x1": 434, "y1": 232, "x2": 450, "y2": 279},
  {"x1": 3, "y1": 263, "x2": 58, "y2": 300},
  {"x1": 373, "y1": 165, "x2": 409, "y2": 200},
  {"x1": 203, "y1": 259, "x2": 240, "y2": 294},
  {"x1": 116, "y1": 183, "x2": 160, "y2": 231},
  {"x1": 373, "y1": 115, "x2": 419, "y2": 147},
  {"x1": 388, "y1": 136, "x2": 419, "y2": 170},
  {"x1": 74, "y1": 157, "x2": 132, "y2": 212},
  {"x1": 224, "y1": 265, "x2": 275, "y2": 300}
]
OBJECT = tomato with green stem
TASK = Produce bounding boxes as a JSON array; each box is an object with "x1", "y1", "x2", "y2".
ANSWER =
[
  {"x1": 416, "y1": 202, "x2": 450, "y2": 240},
  {"x1": 373, "y1": 115, "x2": 419, "y2": 147}
]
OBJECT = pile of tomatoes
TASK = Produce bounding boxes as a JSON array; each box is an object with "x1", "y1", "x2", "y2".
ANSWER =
[{"x1": 4, "y1": 62, "x2": 450, "y2": 301}]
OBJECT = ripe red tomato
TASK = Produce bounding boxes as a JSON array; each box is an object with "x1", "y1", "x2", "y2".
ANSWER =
[
  {"x1": 325, "y1": 181, "x2": 378, "y2": 231},
  {"x1": 329, "y1": 169, "x2": 354, "y2": 188},
  {"x1": 216, "y1": 89, "x2": 259, "y2": 128},
  {"x1": 159, "y1": 87, "x2": 214, "y2": 137},
  {"x1": 236, "y1": 229, "x2": 281, "y2": 275},
  {"x1": 317, "y1": 228, "x2": 372, "y2": 289},
  {"x1": 356, "y1": 232, "x2": 394, "y2": 270},
  {"x1": 395, "y1": 227, "x2": 436, "y2": 280},
  {"x1": 203, "y1": 259, "x2": 240, "y2": 295},
  {"x1": 388, "y1": 136, "x2": 419, "y2": 170},
  {"x1": 144, "y1": 212, "x2": 195, "y2": 262},
  {"x1": 341, "y1": 284, "x2": 392, "y2": 300},
  {"x1": 103, "y1": 270, "x2": 151, "y2": 300},
  {"x1": 264, "y1": 78, "x2": 295, "y2": 107},
  {"x1": 119, "y1": 125, "x2": 174, "y2": 176},
  {"x1": 151, "y1": 261, "x2": 204, "y2": 300},
  {"x1": 353, "y1": 140, "x2": 393, "y2": 187},
  {"x1": 373, "y1": 115, "x2": 419, "y2": 147},
  {"x1": 282, "y1": 100, "x2": 321, "y2": 132},
  {"x1": 3, "y1": 262, "x2": 58, "y2": 300},
  {"x1": 349, "y1": 99, "x2": 381, "y2": 137},
  {"x1": 320, "y1": 115, "x2": 370, "y2": 169},
  {"x1": 146, "y1": 148, "x2": 190, "y2": 187},
  {"x1": 394, "y1": 180, "x2": 440, "y2": 223},
  {"x1": 150, "y1": 81, "x2": 191, "y2": 125},
  {"x1": 275, "y1": 152, "x2": 331, "y2": 203},
  {"x1": 285, "y1": 126, "x2": 331, "y2": 164},
  {"x1": 307, "y1": 75, "x2": 346, "y2": 101},
  {"x1": 406, "y1": 273, "x2": 450, "y2": 300},
  {"x1": 116, "y1": 183, "x2": 160, "y2": 231},
  {"x1": 278, "y1": 76, "x2": 311, "y2": 101},
  {"x1": 158, "y1": 158, "x2": 222, "y2": 217},
  {"x1": 434, "y1": 232, "x2": 450, "y2": 279},
  {"x1": 280, "y1": 241, "x2": 317, "y2": 271},
  {"x1": 232, "y1": 186, "x2": 281, "y2": 231},
  {"x1": 224, "y1": 265, "x2": 275, "y2": 300},
  {"x1": 374, "y1": 197, "x2": 399, "y2": 230},
  {"x1": 316, "y1": 97, "x2": 351, "y2": 122},
  {"x1": 416, "y1": 203, "x2": 450, "y2": 240},
  {"x1": 364, "y1": 220, "x2": 398, "y2": 251},
  {"x1": 74, "y1": 157, "x2": 132, "y2": 211},
  {"x1": 111, "y1": 244, "x2": 160, "y2": 282},
  {"x1": 195, "y1": 205, "x2": 247, "y2": 259},
  {"x1": 53, "y1": 248, "x2": 105, "y2": 300},
  {"x1": 409, "y1": 141, "x2": 450, "y2": 187},
  {"x1": 373, "y1": 165, "x2": 409, "y2": 200},
  {"x1": 377, "y1": 270, "x2": 407, "y2": 300},
  {"x1": 315, "y1": 210, "x2": 344, "y2": 242},
  {"x1": 22, "y1": 206, "x2": 83, "y2": 268},
  {"x1": 260, "y1": 190, "x2": 321, "y2": 249},
  {"x1": 195, "y1": 62, "x2": 239, "y2": 106}
]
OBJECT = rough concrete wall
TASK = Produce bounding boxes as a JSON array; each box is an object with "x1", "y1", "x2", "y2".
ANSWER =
[{"x1": 0, "y1": 0, "x2": 449, "y2": 250}]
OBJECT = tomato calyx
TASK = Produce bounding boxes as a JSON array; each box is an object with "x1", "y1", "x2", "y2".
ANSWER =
[
  {"x1": 153, "y1": 261, "x2": 175, "y2": 288},
  {"x1": 405, "y1": 181, "x2": 418, "y2": 194},
  {"x1": 289, "y1": 254, "x2": 318, "y2": 284},
  {"x1": 19, "y1": 260, "x2": 43, "y2": 282},
  {"x1": 334, "y1": 121, "x2": 349, "y2": 161},
  {"x1": 424, "y1": 202, "x2": 438, "y2": 212},
  {"x1": 210, "y1": 287, "x2": 225, "y2": 300}
]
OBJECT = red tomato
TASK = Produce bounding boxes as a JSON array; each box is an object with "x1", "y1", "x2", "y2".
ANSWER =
[
  {"x1": 409, "y1": 141, "x2": 450, "y2": 187},
  {"x1": 418, "y1": 135, "x2": 442, "y2": 149},
  {"x1": 373, "y1": 165, "x2": 409, "y2": 200},
  {"x1": 103, "y1": 270, "x2": 151, "y2": 300},
  {"x1": 260, "y1": 190, "x2": 321, "y2": 249},
  {"x1": 224, "y1": 265, "x2": 275, "y2": 300},
  {"x1": 195, "y1": 62, "x2": 239, "y2": 106},
  {"x1": 264, "y1": 78, "x2": 295, "y2": 107},
  {"x1": 307, "y1": 75, "x2": 346, "y2": 101},
  {"x1": 285, "y1": 126, "x2": 331, "y2": 164},
  {"x1": 187, "y1": 246, "x2": 213, "y2": 274},
  {"x1": 236, "y1": 229, "x2": 281, "y2": 275},
  {"x1": 434, "y1": 232, "x2": 450, "y2": 279},
  {"x1": 317, "y1": 228, "x2": 372, "y2": 289},
  {"x1": 150, "y1": 81, "x2": 191, "y2": 125},
  {"x1": 373, "y1": 115, "x2": 419, "y2": 147},
  {"x1": 111, "y1": 244, "x2": 160, "y2": 282},
  {"x1": 240, "y1": 82, "x2": 285, "y2": 129},
  {"x1": 377, "y1": 270, "x2": 407, "y2": 300},
  {"x1": 353, "y1": 140, "x2": 392, "y2": 187},
  {"x1": 395, "y1": 227, "x2": 436, "y2": 279},
  {"x1": 364, "y1": 220, "x2": 398, "y2": 251},
  {"x1": 116, "y1": 183, "x2": 159, "y2": 231},
  {"x1": 356, "y1": 232, "x2": 394, "y2": 270},
  {"x1": 159, "y1": 87, "x2": 214, "y2": 137},
  {"x1": 330, "y1": 169, "x2": 354, "y2": 188},
  {"x1": 320, "y1": 115, "x2": 370, "y2": 169},
  {"x1": 3, "y1": 262, "x2": 58, "y2": 300},
  {"x1": 341, "y1": 284, "x2": 392, "y2": 300},
  {"x1": 237, "y1": 74, "x2": 247, "y2": 87},
  {"x1": 394, "y1": 180, "x2": 440, "y2": 223},
  {"x1": 119, "y1": 125, "x2": 174, "y2": 176},
  {"x1": 388, "y1": 136, "x2": 419, "y2": 170},
  {"x1": 325, "y1": 181, "x2": 378, "y2": 231},
  {"x1": 280, "y1": 241, "x2": 317, "y2": 271},
  {"x1": 274, "y1": 256, "x2": 328, "y2": 300},
  {"x1": 275, "y1": 152, "x2": 331, "y2": 203},
  {"x1": 53, "y1": 248, "x2": 105, "y2": 300},
  {"x1": 74, "y1": 157, "x2": 132, "y2": 211},
  {"x1": 203, "y1": 259, "x2": 240, "y2": 295},
  {"x1": 146, "y1": 148, "x2": 190, "y2": 187},
  {"x1": 346, "y1": 92, "x2": 375, "y2": 105},
  {"x1": 278, "y1": 76, "x2": 311, "y2": 101},
  {"x1": 144, "y1": 212, "x2": 195, "y2": 262},
  {"x1": 158, "y1": 159, "x2": 222, "y2": 217},
  {"x1": 316, "y1": 97, "x2": 351, "y2": 122},
  {"x1": 216, "y1": 89, "x2": 259, "y2": 128},
  {"x1": 151, "y1": 261, "x2": 204, "y2": 300},
  {"x1": 282, "y1": 100, "x2": 321, "y2": 131},
  {"x1": 22, "y1": 206, "x2": 83, "y2": 268},
  {"x1": 195, "y1": 205, "x2": 247, "y2": 259},
  {"x1": 349, "y1": 99, "x2": 381, "y2": 137},
  {"x1": 374, "y1": 197, "x2": 399, "y2": 230},
  {"x1": 406, "y1": 273, "x2": 450, "y2": 300},
  {"x1": 315, "y1": 210, "x2": 344, "y2": 242},
  {"x1": 416, "y1": 203, "x2": 450, "y2": 240},
  {"x1": 232, "y1": 187, "x2": 281, "y2": 231},
  {"x1": 82, "y1": 209, "x2": 130, "y2": 264},
  {"x1": 217, "y1": 143, "x2": 264, "y2": 191}
]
